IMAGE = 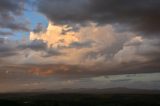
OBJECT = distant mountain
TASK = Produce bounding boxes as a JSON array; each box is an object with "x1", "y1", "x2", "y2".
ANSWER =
[
  {"x1": 4, "y1": 87, "x2": 160, "y2": 94},
  {"x1": 55, "y1": 87, "x2": 160, "y2": 94}
]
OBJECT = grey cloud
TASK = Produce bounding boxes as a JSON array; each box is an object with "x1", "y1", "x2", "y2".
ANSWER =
[
  {"x1": 68, "y1": 40, "x2": 94, "y2": 49},
  {"x1": 0, "y1": 20, "x2": 30, "y2": 32},
  {"x1": 0, "y1": 0, "x2": 22, "y2": 14},
  {"x1": 36, "y1": 0, "x2": 160, "y2": 71},
  {"x1": 0, "y1": 38, "x2": 5, "y2": 44},
  {"x1": 84, "y1": 34, "x2": 129, "y2": 60},
  {"x1": 0, "y1": 51, "x2": 18, "y2": 57},
  {"x1": 37, "y1": 0, "x2": 160, "y2": 36},
  {"x1": 0, "y1": 56, "x2": 159, "y2": 83},
  {"x1": 5, "y1": 60, "x2": 160, "y2": 79},
  {"x1": 38, "y1": 0, "x2": 89, "y2": 25},
  {"x1": 19, "y1": 40, "x2": 48, "y2": 51},
  {"x1": 0, "y1": 0, "x2": 30, "y2": 31},
  {"x1": 0, "y1": 31, "x2": 13, "y2": 36},
  {"x1": 19, "y1": 40, "x2": 62, "y2": 57},
  {"x1": 0, "y1": 40, "x2": 19, "y2": 57},
  {"x1": 126, "y1": 37, "x2": 160, "y2": 62},
  {"x1": 110, "y1": 79, "x2": 132, "y2": 82},
  {"x1": 42, "y1": 48, "x2": 63, "y2": 57},
  {"x1": 152, "y1": 80, "x2": 160, "y2": 83},
  {"x1": 0, "y1": 39, "x2": 59, "y2": 58},
  {"x1": 33, "y1": 23, "x2": 46, "y2": 33},
  {"x1": 0, "y1": 65, "x2": 43, "y2": 83}
]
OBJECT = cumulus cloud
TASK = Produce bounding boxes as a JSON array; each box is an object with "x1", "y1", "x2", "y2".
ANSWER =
[
  {"x1": 34, "y1": 0, "x2": 160, "y2": 68},
  {"x1": 0, "y1": 22, "x2": 158, "y2": 79},
  {"x1": 27, "y1": 21, "x2": 160, "y2": 78},
  {"x1": 30, "y1": 22, "x2": 79, "y2": 47}
]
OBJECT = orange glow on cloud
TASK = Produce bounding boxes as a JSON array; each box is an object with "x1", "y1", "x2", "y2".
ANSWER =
[
  {"x1": 29, "y1": 67, "x2": 55, "y2": 77},
  {"x1": 30, "y1": 22, "x2": 79, "y2": 48},
  {"x1": 28, "y1": 65, "x2": 72, "y2": 77}
]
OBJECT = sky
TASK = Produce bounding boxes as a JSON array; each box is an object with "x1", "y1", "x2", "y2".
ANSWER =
[{"x1": 0, "y1": 0, "x2": 160, "y2": 92}]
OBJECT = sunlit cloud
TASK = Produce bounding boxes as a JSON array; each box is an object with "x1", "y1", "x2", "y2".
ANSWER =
[{"x1": 30, "y1": 22, "x2": 79, "y2": 48}]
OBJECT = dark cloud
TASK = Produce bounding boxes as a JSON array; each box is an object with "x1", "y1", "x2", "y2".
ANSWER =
[
  {"x1": 0, "y1": 31, "x2": 13, "y2": 36},
  {"x1": 19, "y1": 40, "x2": 62, "y2": 57},
  {"x1": 38, "y1": 0, "x2": 160, "y2": 35},
  {"x1": 0, "y1": 51, "x2": 18, "y2": 57},
  {"x1": 0, "y1": 38, "x2": 5, "y2": 44},
  {"x1": 0, "y1": 0, "x2": 22, "y2": 14},
  {"x1": 42, "y1": 48, "x2": 63, "y2": 57},
  {"x1": 0, "y1": 39, "x2": 19, "y2": 57},
  {"x1": 33, "y1": 23, "x2": 46, "y2": 33},
  {"x1": 0, "y1": 20, "x2": 30, "y2": 32},
  {"x1": 0, "y1": 64, "x2": 41, "y2": 83},
  {"x1": 0, "y1": 0, "x2": 30, "y2": 31},
  {"x1": 68, "y1": 40, "x2": 94, "y2": 49},
  {"x1": 0, "y1": 55, "x2": 159, "y2": 84},
  {"x1": 19, "y1": 40, "x2": 48, "y2": 51},
  {"x1": 38, "y1": 0, "x2": 89, "y2": 25},
  {"x1": 152, "y1": 80, "x2": 160, "y2": 83},
  {"x1": 2, "y1": 60, "x2": 158, "y2": 79}
]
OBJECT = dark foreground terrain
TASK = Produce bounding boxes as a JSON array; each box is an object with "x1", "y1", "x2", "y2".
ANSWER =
[{"x1": 0, "y1": 93, "x2": 160, "y2": 106}]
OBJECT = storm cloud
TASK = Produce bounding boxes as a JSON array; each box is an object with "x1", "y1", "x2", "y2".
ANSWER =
[{"x1": 38, "y1": 0, "x2": 160, "y2": 36}]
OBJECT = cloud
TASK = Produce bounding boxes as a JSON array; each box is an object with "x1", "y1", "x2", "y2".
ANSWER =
[
  {"x1": 0, "y1": 38, "x2": 5, "y2": 44},
  {"x1": 42, "y1": 48, "x2": 63, "y2": 57},
  {"x1": 0, "y1": 39, "x2": 19, "y2": 57},
  {"x1": 31, "y1": 0, "x2": 160, "y2": 77},
  {"x1": 0, "y1": 31, "x2": 13, "y2": 36},
  {"x1": 37, "y1": 0, "x2": 89, "y2": 25},
  {"x1": 29, "y1": 21, "x2": 160, "y2": 67},
  {"x1": 18, "y1": 39, "x2": 62, "y2": 57},
  {"x1": 2, "y1": 60, "x2": 160, "y2": 80},
  {"x1": 110, "y1": 79, "x2": 132, "y2": 82},
  {"x1": 0, "y1": 0, "x2": 22, "y2": 14},
  {"x1": 0, "y1": 0, "x2": 160, "y2": 92},
  {"x1": 33, "y1": 23, "x2": 46, "y2": 33},
  {"x1": 29, "y1": 67, "x2": 55, "y2": 77},
  {"x1": 0, "y1": 0, "x2": 30, "y2": 31},
  {"x1": 30, "y1": 22, "x2": 79, "y2": 47},
  {"x1": 114, "y1": 36, "x2": 160, "y2": 64},
  {"x1": 1, "y1": 16, "x2": 155, "y2": 79},
  {"x1": 67, "y1": 40, "x2": 94, "y2": 49},
  {"x1": 19, "y1": 40, "x2": 48, "y2": 51},
  {"x1": 0, "y1": 20, "x2": 30, "y2": 32},
  {"x1": 37, "y1": 0, "x2": 160, "y2": 36}
]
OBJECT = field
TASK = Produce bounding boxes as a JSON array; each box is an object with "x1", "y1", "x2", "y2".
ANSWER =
[{"x1": 0, "y1": 93, "x2": 160, "y2": 106}]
